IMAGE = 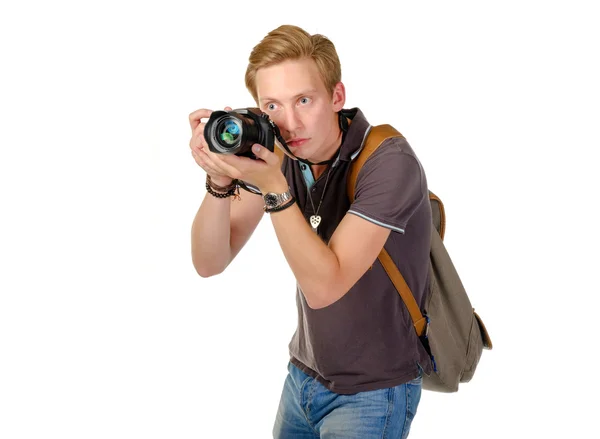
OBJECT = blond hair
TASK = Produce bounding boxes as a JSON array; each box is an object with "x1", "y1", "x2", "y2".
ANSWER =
[{"x1": 245, "y1": 25, "x2": 342, "y2": 103}]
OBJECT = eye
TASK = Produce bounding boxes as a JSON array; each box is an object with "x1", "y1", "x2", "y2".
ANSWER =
[
  {"x1": 299, "y1": 97, "x2": 311, "y2": 105},
  {"x1": 266, "y1": 103, "x2": 278, "y2": 111}
]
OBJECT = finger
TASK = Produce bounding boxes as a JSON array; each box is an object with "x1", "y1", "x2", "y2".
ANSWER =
[
  {"x1": 191, "y1": 119, "x2": 215, "y2": 151},
  {"x1": 192, "y1": 122, "x2": 207, "y2": 144},
  {"x1": 199, "y1": 148, "x2": 237, "y2": 175},
  {"x1": 189, "y1": 130, "x2": 206, "y2": 152},
  {"x1": 250, "y1": 143, "x2": 279, "y2": 166},
  {"x1": 190, "y1": 142, "x2": 204, "y2": 157},
  {"x1": 224, "y1": 106, "x2": 232, "y2": 111},
  {"x1": 192, "y1": 149, "x2": 226, "y2": 177},
  {"x1": 189, "y1": 108, "x2": 213, "y2": 130},
  {"x1": 205, "y1": 150, "x2": 247, "y2": 180}
]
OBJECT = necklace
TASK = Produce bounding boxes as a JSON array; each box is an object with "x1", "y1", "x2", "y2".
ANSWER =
[{"x1": 305, "y1": 164, "x2": 334, "y2": 232}]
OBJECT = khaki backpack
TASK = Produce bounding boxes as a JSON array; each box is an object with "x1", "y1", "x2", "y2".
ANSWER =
[{"x1": 348, "y1": 124, "x2": 493, "y2": 393}]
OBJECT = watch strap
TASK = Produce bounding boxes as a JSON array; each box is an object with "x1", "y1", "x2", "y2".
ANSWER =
[{"x1": 264, "y1": 196, "x2": 296, "y2": 213}]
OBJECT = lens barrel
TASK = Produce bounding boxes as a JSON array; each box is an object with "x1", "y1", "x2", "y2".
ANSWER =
[{"x1": 205, "y1": 111, "x2": 260, "y2": 156}]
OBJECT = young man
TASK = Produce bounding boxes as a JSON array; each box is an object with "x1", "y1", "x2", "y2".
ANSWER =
[{"x1": 189, "y1": 25, "x2": 433, "y2": 438}]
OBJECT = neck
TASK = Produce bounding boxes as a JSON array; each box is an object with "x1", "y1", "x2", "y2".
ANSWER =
[
  {"x1": 311, "y1": 164, "x2": 329, "y2": 180},
  {"x1": 310, "y1": 127, "x2": 344, "y2": 179}
]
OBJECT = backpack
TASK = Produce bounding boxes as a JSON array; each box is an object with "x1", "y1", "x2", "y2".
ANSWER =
[{"x1": 347, "y1": 124, "x2": 493, "y2": 393}]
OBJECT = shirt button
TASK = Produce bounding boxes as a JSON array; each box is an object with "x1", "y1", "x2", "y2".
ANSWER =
[{"x1": 301, "y1": 164, "x2": 307, "y2": 170}]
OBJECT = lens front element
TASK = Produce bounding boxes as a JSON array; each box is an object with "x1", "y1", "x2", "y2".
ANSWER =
[{"x1": 218, "y1": 119, "x2": 241, "y2": 147}]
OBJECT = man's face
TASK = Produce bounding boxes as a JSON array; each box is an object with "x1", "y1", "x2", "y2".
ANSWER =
[{"x1": 255, "y1": 58, "x2": 345, "y2": 161}]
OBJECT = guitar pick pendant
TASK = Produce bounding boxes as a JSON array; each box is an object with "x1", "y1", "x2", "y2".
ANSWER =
[{"x1": 310, "y1": 215, "x2": 321, "y2": 230}]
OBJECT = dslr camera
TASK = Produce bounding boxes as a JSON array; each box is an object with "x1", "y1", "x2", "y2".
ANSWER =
[{"x1": 203, "y1": 108, "x2": 279, "y2": 159}]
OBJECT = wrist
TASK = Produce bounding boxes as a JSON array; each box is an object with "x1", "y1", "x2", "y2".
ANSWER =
[
  {"x1": 265, "y1": 196, "x2": 296, "y2": 214},
  {"x1": 205, "y1": 175, "x2": 239, "y2": 200},
  {"x1": 259, "y1": 174, "x2": 289, "y2": 194},
  {"x1": 209, "y1": 175, "x2": 234, "y2": 188},
  {"x1": 263, "y1": 181, "x2": 294, "y2": 212}
]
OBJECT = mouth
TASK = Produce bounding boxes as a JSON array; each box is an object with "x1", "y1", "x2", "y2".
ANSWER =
[{"x1": 286, "y1": 138, "x2": 309, "y2": 148}]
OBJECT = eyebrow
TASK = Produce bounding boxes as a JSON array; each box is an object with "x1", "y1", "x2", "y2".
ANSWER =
[{"x1": 259, "y1": 89, "x2": 318, "y2": 103}]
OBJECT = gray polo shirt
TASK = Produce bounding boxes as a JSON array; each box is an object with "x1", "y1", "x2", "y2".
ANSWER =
[{"x1": 281, "y1": 108, "x2": 434, "y2": 395}]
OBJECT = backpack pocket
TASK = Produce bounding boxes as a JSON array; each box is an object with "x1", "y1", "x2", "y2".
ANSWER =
[{"x1": 460, "y1": 311, "x2": 491, "y2": 382}]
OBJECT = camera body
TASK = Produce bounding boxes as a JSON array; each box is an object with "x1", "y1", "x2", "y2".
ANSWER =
[{"x1": 204, "y1": 108, "x2": 276, "y2": 159}]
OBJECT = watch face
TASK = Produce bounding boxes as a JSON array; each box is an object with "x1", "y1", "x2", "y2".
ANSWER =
[{"x1": 265, "y1": 193, "x2": 278, "y2": 207}]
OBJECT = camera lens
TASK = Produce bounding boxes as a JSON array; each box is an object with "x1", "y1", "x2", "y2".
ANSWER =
[
  {"x1": 204, "y1": 109, "x2": 267, "y2": 157},
  {"x1": 217, "y1": 119, "x2": 241, "y2": 147}
]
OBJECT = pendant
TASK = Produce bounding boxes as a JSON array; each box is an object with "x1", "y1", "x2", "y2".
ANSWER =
[{"x1": 310, "y1": 215, "x2": 321, "y2": 230}]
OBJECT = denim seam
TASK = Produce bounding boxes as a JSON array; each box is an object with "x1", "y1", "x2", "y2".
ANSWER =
[
  {"x1": 400, "y1": 384, "x2": 410, "y2": 439},
  {"x1": 301, "y1": 378, "x2": 319, "y2": 435},
  {"x1": 381, "y1": 386, "x2": 395, "y2": 439}
]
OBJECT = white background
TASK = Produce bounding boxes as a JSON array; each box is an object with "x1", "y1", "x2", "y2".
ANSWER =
[{"x1": 1, "y1": 0, "x2": 598, "y2": 438}]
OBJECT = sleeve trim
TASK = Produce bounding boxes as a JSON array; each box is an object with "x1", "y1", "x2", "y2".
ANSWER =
[{"x1": 347, "y1": 210, "x2": 406, "y2": 234}]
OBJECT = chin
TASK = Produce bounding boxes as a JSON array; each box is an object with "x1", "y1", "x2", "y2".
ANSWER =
[
  {"x1": 289, "y1": 148, "x2": 309, "y2": 161},
  {"x1": 295, "y1": 151, "x2": 312, "y2": 161}
]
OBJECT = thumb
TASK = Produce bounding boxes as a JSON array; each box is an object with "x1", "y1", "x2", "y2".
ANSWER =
[{"x1": 252, "y1": 143, "x2": 277, "y2": 164}]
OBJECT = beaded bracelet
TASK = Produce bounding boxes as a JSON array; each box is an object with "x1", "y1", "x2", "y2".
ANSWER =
[
  {"x1": 205, "y1": 176, "x2": 240, "y2": 200},
  {"x1": 207, "y1": 175, "x2": 236, "y2": 192},
  {"x1": 264, "y1": 197, "x2": 296, "y2": 214}
]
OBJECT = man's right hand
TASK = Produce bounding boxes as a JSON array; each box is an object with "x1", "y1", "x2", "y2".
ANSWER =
[{"x1": 189, "y1": 106, "x2": 235, "y2": 187}]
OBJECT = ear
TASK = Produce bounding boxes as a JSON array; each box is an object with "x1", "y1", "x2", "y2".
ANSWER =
[{"x1": 331, "y1": 82, "x2": 346, "y2": 112}]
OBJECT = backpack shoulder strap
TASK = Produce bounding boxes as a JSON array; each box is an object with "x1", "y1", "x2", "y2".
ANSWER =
[
  {"x1": 274, "y1": 145, "x2": 285, "y2": 162},
  {"x1": 274, "y1": 146, "x2": 283, "y2": 159},
  {"x1": 379, "y1": 248, "x2": 428, "y2": 336},
  {"x1": 347, "y1": 124, "x2": 427, "y2": 337},
  {"x1": 347, "y1": 124, "x2": 404, "y2": 203},
  {"x1": 273, "y1": 145, "x2": 289, "y2": 173},
  {"x1": 428, "y1": 191, "x2": 446, "y2": 240}
]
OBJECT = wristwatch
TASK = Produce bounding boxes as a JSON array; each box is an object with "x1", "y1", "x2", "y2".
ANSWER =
[{"x1": 263, "y1": 189, "x2": 293, "y2": 210}]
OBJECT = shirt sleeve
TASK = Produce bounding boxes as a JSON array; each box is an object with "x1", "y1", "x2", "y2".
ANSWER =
[{"x1": 347, "y1": 137, "x2": 427, "y2": 234}]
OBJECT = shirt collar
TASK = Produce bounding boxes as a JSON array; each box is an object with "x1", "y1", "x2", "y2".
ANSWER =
[{"x1": 336, "y1": 107, "x2": 371, "y2": 163}]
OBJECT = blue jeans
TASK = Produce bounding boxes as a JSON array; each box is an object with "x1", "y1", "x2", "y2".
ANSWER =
[{"x1": 273, "y1": 362, "x2": 423, "y2": 439}]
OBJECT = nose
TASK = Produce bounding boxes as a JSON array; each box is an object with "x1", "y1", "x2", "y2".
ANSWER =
[{"x1": 278, "y1": 108, "x2": 303, "y2": 134}]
